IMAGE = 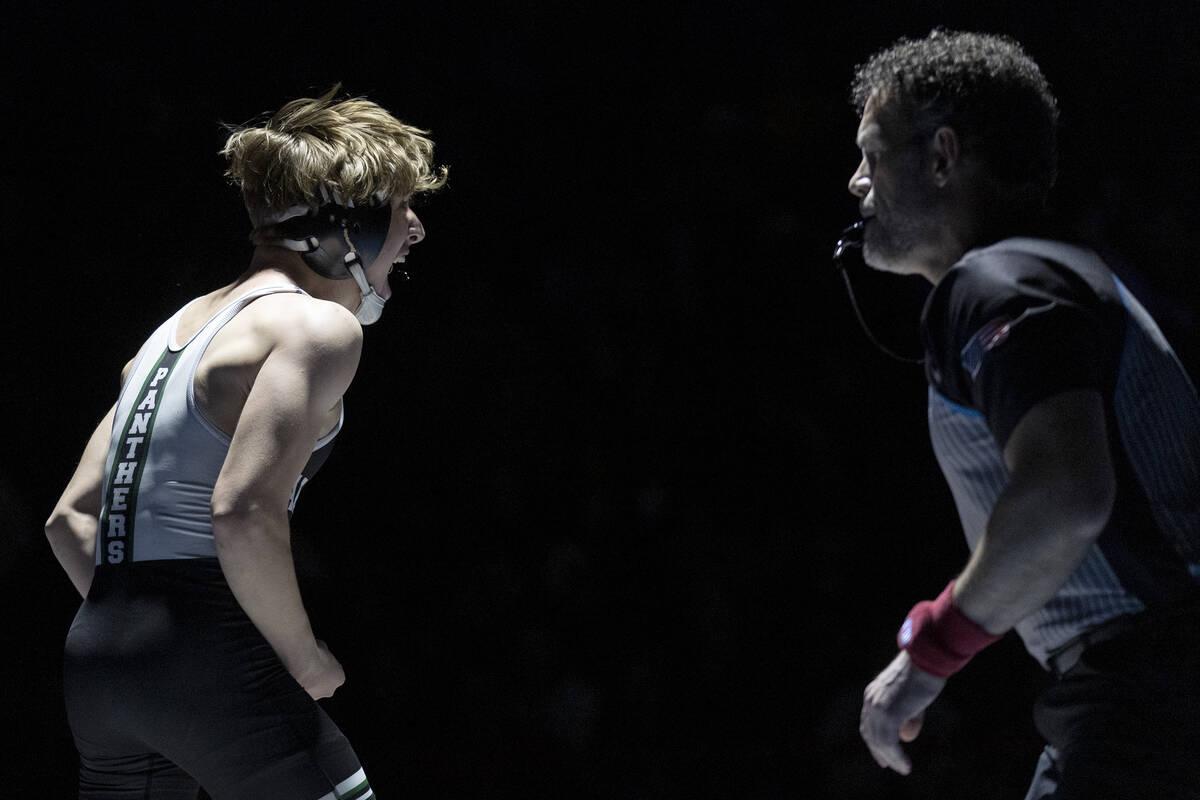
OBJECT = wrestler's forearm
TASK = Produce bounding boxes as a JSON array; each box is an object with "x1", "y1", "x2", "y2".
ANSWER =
[
  {"x1": 212, "y1": 508, "x2": 322, "y2": 679},
  {"x1": 47, "y1": 403, "x2": 117, "y2": 599},
  {"x1": 45, "y1": 509, "x2": 97, "y2": 598}
]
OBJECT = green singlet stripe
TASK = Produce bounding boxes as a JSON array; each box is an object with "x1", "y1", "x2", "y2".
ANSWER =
[
  {"x1": 338, "y1": 779, "x2": 372, "y2": 800},
  {"x1": 99, "y1": 347, "x2": 179, "y2": 563},
  {"x1": 98, "y1": 350, "x2": 169, "y2": 547}
]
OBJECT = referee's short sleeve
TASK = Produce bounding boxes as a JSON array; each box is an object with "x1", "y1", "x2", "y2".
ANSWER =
[{"x1": 937, "y1": 253, "x2": 1108, "y2": 449}]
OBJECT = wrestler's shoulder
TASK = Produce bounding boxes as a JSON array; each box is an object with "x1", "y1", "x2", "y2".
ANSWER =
[{"x1": 241, "y1": 292, "x2": 363, "y2": 353}]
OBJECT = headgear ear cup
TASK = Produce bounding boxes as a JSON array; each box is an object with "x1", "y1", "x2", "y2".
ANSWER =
[
  {"x1": 274, "y1": 201, "x2": 394, "y2": 280},
  {"x1": 255, "y1": 194, "x2": 396, "y2": 325},
  {"x1": 342, "y1": 203, "x2": 392, "y2": 267}
]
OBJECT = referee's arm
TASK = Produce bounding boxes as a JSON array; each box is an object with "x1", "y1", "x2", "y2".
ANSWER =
[{"x1": 952, "y1": 388, "x2": 1116, "y2": 634}]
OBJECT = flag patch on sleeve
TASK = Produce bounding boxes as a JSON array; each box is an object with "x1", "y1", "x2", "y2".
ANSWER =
[{"x1": 960, "y1": 316, "x2": 1013, "y2": 380}]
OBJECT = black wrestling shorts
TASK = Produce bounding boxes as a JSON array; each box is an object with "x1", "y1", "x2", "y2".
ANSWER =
[{"x1": 64, "y1": 560, "x2": 372, "y2": 800}]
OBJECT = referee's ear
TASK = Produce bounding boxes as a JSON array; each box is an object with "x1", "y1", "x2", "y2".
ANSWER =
[{"x1": 929, "y1": 126, "x2": 962, "y2": 188}]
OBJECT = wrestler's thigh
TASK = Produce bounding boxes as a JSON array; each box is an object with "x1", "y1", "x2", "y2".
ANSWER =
[
  {"x1": 79, "y1": 751, "x2": 200, "y2": 800},
  {"x1": 181, "y1": 664, "x2": 370, "y2": 800}
]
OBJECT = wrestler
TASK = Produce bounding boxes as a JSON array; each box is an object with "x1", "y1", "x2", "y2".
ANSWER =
[{"x1": 45, "y1": 88, "x2": 446, "y2": 799}]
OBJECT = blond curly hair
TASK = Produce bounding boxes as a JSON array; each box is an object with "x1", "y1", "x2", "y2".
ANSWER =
[{"x1": 221, "y1": 86, "x2": 448, "y2": 214}]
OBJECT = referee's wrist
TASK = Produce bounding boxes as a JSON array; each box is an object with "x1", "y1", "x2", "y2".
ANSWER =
[{"x1": 897, "y1": 580, "x2": 1002, "y2": 679}]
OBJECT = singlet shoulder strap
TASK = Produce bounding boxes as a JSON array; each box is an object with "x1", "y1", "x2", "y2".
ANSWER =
[
  {"x1": 169, "y1": 284, "x2": 306, "y2": 352},
  {"x1": 172, "y1": 284, "x2": 310, "y2": 445}
]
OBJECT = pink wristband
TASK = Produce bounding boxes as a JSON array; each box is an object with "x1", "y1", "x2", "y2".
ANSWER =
[{"x1": 897, "y1": 580, "x2": 1002, "y2": 678}]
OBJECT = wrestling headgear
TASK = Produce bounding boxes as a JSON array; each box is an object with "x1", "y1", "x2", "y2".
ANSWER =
[{"x1": 250, "y1": 187, "x2": 393, "y2": 325}]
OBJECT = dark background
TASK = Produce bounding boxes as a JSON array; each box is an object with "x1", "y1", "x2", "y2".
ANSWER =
[{"x1": 6, "y1": 2, "x2": 1200, "y2": 797}]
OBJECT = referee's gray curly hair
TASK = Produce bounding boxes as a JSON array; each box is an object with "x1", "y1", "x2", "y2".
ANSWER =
[
  {"x1": 851, "y1": 29, "x2": 1059, "y2": 213},
  {"x1": 221, "y1": 86, "x2": 448, "y2": 213}
]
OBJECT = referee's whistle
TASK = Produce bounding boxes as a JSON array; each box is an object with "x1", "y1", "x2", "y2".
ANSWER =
[{"x1": 833, "y1": 220, "x2": 865, "y2": 265}]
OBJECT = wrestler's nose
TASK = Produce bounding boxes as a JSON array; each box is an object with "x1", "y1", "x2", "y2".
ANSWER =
[{"x1": 406, "y1": 209, "x2": 425, "y2": 245}]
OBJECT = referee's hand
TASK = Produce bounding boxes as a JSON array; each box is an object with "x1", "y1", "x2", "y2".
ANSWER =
[{"x1": 859, "y1": 650, "x2": 946, "y2": 775}]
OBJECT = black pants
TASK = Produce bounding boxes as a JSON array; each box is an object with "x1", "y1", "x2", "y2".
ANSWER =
[
  {"x1": 64, "y1": 560, "x2": 370, "y2": 800},
  {"x1": 1026, "y1": 602, "x2": 1200, "y2": 800}
]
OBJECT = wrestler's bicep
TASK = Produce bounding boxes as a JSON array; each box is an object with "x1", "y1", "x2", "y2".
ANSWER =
[{"x1": 212, "y1": 309, "x2": 361, "y2": 516}]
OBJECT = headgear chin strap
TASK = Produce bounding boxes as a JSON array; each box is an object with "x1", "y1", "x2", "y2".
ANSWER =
[
  {"x1": 348, "y1": 262, "x2": 387, "y2": 325},
  {"x1": 248, "y1": 188, "x2": 393, "y2": 325}
]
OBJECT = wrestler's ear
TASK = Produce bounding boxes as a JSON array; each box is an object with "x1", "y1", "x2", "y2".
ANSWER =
[{"x1": 929, "y1": 126, "x2": 961, "y2": 188}]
